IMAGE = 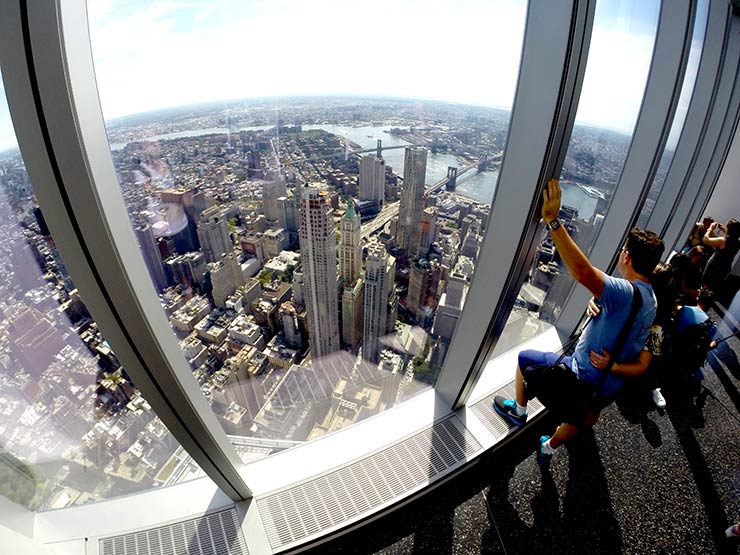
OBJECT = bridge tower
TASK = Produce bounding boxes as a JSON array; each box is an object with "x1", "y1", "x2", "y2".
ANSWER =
[
  {"x1": 377, "y1": 139, "x2": 382, "y2": 159},
  {"x1": 445, "y1": 166, "x2": 458, "y2": 191},
  {"x1": 478, "y1": 155, "x2": 489, "y2": 171}
]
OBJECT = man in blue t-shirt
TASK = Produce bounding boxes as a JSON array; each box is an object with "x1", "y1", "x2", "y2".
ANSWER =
[{"x1": 494, "y1": 179, "x2": 664, "y2": 466}]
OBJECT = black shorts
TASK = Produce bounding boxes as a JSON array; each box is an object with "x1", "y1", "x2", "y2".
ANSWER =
[{"x1": 520, "y1": 349, "x2": 608, "y2": 426}]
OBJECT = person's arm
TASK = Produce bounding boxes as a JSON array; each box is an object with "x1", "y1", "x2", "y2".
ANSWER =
[
  {"x1": 542, "y1": 179, "x2": 605, "y2": 298},
  {"x1": 589, "y1": 348, "x2": 652, "y2": 377},
  {"x1": 703, "y1": 222, "x2": 726, "y2": 249}
]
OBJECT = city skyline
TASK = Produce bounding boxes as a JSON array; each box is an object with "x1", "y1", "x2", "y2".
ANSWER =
[
  {"x1": 0, "y1": 0, "x2": 709, "y2": 152},
  {"x1": 85, "y1": 0, "x2": 661, "y2": 133}
]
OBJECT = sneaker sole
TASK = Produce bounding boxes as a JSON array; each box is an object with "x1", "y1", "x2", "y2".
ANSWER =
[{"x1": 493, "y1": 402, "x2": 526, "y2": 427}]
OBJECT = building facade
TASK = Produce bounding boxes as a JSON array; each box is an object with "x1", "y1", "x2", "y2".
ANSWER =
[
  {"x1": 197, "y1": 206, "x2": 232, "y2": 263},
  {"x1": 363, "y1": 242, "x2": 395, "y2": 362},
  {"x1": 359, "y1": 154, "x2": 386, "y2": 208},
  {"x1": 396, "y1": 147, "x2": 427, "y2": 257},
  {"x1": 299, "y1": 188, "x2": 340, "y2": 358}
]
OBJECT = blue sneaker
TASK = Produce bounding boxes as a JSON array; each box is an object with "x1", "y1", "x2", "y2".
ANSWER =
[
  {"x1": 537, "y1": 435, "x2": 552, "y2": 467},
  {"x1": 493, "y1": 396, "x2": 527, "y2": 427}
]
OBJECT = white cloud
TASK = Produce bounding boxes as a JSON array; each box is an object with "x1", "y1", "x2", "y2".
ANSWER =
[
  {"x1": 84, "y1": 0, "x2": 663, "y2": 136},
  {"x1": 88, "y1": 0, "x2": 528, "y2": 119}
]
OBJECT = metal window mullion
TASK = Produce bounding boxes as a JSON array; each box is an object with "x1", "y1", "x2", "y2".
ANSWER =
[
  {"x1": 644, "y1": 0, "x2": 731, "y2": 238},
  {"x1": 556, "y1": 0, "x2": 695, "y2": 333},
  {"x1": 0, "y1": 0, "x2": 251, "y2": 501},
  {"x1": 679, "y1": 61, "x2": 740, "y2": 246},
  {"x1": 663, "y1": 15, "x2": 740, "y2": 253},
  {"x1": 435, "y1": 0, "x2": 597, "y2": 409}
]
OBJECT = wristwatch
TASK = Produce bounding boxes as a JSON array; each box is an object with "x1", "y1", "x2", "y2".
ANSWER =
[{"x1": 545, "y1": 218, "x2": 561, "y2": 232}]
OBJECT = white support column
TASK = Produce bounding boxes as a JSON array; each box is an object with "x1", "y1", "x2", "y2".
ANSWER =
[
  {"x1": 436, "y1": 0, "x2": 597, "y2": 409},
  {"x1": 0, "y1": 0, "x2": 251, "y2": 501},
  {"x1": 556, "y1": 0, "x2": 695, "y2": 333},
  {"x1": 645, "y1": 0, "x2": 731, "y2": 238},
  {"x1": 664, "y1": 15, "x2": 740, "y2": 253}
]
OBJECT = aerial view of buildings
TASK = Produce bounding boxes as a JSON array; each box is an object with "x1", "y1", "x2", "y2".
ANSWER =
[{"x1": 0, "y1": 95, "x2": 633, "y2": 509}]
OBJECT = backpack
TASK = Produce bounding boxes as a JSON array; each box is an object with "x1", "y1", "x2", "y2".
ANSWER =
[{"x1": 672, "y1": 317, "x2": 714, "y2": 371}]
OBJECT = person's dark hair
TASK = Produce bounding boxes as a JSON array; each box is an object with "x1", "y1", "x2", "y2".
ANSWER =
[
  {"x1": 650, "y1": 262, "x2": 677, "y2": 327},
  {"x1": 726, "y1": 218, "x2": 740, "y2": 238},
  {"x1": 669, "y1": 252, "x2": 690, "y2": 271},
  {"x1": 687, "y1": 245, "x2": 705, "y2": 259},
  {"x1": 697, "y1": 287, "x2": 714, "y2": 308},
  {"x1": 625, "y1": 228, "x2": 665, "y2": 277}
]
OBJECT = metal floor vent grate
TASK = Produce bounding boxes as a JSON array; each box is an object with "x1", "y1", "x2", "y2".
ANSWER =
[
  {"x1": 98, "y1": 508, "x2": 247, "y2": 555},
  {"x1": 256, "y1": 416, "x2": 481, "y2": 551},
  {"x1": 471, "y1": 381, "x2": 544, "y2": 439}
]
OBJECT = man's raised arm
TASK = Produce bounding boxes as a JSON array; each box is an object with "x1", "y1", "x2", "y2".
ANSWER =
[{"x1": 542, "y1": 179, "x2": 605, "y2": 298}]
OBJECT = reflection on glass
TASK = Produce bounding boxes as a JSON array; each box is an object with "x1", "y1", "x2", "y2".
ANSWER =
[
  {"x1": 88, "y1": 0, "x2": 527, "y2": 463},
  {"x1": 0, "y1": 78, "x2": 200, "y2": 511},
  {"x1": 636, "y1": 0, "x2": 709, "y2": 228},
  {"x1": 493, "y1": 0, "x2": 661, "y2": 356}
]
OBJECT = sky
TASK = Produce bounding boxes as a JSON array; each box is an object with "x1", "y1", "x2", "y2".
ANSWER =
[{"x1": 0, "y1": 0, "x2": 707, "y2": 152}]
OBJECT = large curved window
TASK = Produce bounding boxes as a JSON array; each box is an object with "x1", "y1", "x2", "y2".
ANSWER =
[
  {"x1": 493, "y1": 0, "x2": 661, "y2": 356},
  {"x1": 0, "y1": 74, "x2": 200, "y2": 511},
  {"x1": 636, "y1": 0, "x2": 710, "y2": 228},
  {"x1": 88, "y1": 0, "x2": 527, "y2": 463}
]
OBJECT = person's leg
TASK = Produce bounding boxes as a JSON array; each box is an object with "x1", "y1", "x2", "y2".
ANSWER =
[
  {"x1": 548, "y1": 422, "x2": 581, "y2": 449},
  {"x1": 494, "y1": 350, "x2": 550, "y2": 426},
  {"x1": 537, "y1": 421, "x2": 580, "y2": 466},
  {"x1": 515, "y1": 365, "x2": 526, "y2": 406}
]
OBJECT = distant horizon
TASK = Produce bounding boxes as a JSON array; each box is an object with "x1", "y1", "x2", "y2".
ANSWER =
[
  {"x1": 101, "y1": 94, "x2": 633, "y2": 138},
  {"x1": 103, "y1": 93, "x2": 514, "y2": 124},
  {"x1": 0, "y1": 93, "x2": 637, "y2": 157}
]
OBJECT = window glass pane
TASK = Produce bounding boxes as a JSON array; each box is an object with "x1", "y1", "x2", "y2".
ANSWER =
[
  {"x1": 0, "y1": 74, "x2": 203, "y2": 511},
  {"x1": 88, "y1": 0, "x2": 527, "y2": 463},
  {"x1": 493, "y1": 0, "x2": 661, "y2": 356},
  {"x1": 636, "y1": 0, "x2": 709, "y2": 229}
]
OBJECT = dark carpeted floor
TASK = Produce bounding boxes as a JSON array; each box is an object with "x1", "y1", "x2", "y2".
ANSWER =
[{"x1": 311, "y1": 302, "x2": 740, "y2": 555}]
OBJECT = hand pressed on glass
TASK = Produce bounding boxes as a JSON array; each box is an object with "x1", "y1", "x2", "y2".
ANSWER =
[{"x1": 542, "y1": 178, "x2": 562, "y2": 224}]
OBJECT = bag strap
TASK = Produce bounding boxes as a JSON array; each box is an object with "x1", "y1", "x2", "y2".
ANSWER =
[{"x1": 593, "y1": 282, "x2": 643, "y2": 395}]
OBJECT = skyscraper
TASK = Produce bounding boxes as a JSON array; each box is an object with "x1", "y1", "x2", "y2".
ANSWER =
[
  {"x1": 396, "y1": 147, "x2": 427, "y2": 257},
  {"x1": 407, "y1": 257, "x2": 441, "y2": 326},
  {"x1": 262, "y1": 175, "x2": 287, "y2": 226},
  {"x1": 135, "y1": 223, "x2": 168, "y2": 292},
  {"x1": 210, "y1": 252, "x2": 245, "y2": 308},
  {"x1": 432, "y1": 270, "x2": 468, "y2": 341},
  {"x1": 420, "y1": 206, "x2": 438, "y2": 253},
  {"x1": 197, "y1": 206, "x2": 232, "y2": 262},
  {"x1": 339, "y1": 202, "x2": 364, "y2": 349},
  {"x1": 339, "y1": 202, "x2": 362, "y2": 287},
  {"x1": 299, "y1": 188, "x2": 340, "y2": 358},
  {"x1": 342, "y1": 279, "x2": 364, "y2": 349},
  {"x1": 359, "y1": 155, "x2": 386, "y2": 208},
  {"x1": 363, "y1": 242, "x2": 395, "y2": 363}
]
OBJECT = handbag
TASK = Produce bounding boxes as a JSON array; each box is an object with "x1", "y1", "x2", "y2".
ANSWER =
[{"x1": 524, "y1": 283, "x2": 643, "y2": 420}]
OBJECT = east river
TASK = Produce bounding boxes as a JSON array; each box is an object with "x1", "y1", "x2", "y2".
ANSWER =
[{"x1": 111, "y1": 123, "x2": 599, "y2": 221}]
